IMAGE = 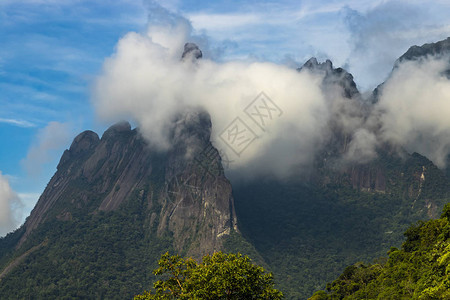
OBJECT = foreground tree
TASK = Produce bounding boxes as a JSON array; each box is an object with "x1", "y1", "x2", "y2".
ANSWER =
[{"x1": 134, "y1": 252, "x2": 283, "y2": 299}]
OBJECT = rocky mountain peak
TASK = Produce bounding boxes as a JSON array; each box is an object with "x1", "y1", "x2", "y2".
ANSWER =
[
  {"x1": 57, "y1": 130, "x2": 99, "y2": 170},
  {"x1": 101, "y1": 120, "x2": 132, "y2": 140},
  {"x1": 398, "y1": 37, "x2": 450, "y2": 62},
  {"x1": 181, "y1": 42, "x2": 202, "y2": 61},
  {"x1": 302, "y1": 57, "x2": 333, "y2": 71},
  {"x1": 68, "y1": 130, "x2": 99, "y2": 154},
  {"x1": 299, "y1": 57, "x2": 359, "y2": 99}
]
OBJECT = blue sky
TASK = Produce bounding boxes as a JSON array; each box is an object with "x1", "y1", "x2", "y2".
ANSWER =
[{"x1": 1, "y1": 0, "x2": 449, "y2": 235}]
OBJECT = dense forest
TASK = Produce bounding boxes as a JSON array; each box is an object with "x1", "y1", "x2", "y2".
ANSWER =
[{"x1": 310, "y1": 203, "x2": 450, "y2": 299}]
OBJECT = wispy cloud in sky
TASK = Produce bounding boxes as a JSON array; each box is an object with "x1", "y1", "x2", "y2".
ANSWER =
[
  {"x1": 0, "y1": 118, "x2": 36, "y2": 128},
  {"x1": 188, "y1": 13, "x2": 262, "y2": 31}
]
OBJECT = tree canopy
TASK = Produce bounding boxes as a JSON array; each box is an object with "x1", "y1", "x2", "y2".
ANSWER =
[{"x1": 134, "y1": 252, "x2": 283, "y2": 299}]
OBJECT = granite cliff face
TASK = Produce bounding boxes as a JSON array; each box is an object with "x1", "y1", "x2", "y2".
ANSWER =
[{"x1": 17, "y1": 110, "x2": 237, "y2": 256}]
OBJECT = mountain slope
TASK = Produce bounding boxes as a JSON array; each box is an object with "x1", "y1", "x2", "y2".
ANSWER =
[{"x1": 0, "y1": 111, "x2": 240, "y2": 299}]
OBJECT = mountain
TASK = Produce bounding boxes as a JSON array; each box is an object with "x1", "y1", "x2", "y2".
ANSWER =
[
  {"x1": 22, "y1": 110, "x2": 238, "y2": 256},
  {"x1": 299, "y1": 57, "x2": 360, "y2": 99},
  {"x1": 0, "y1": 110, "x2": 243, "y2": 298},
  {"x1": 1, "y1": 39, "x2": 450, "y2": 300}
]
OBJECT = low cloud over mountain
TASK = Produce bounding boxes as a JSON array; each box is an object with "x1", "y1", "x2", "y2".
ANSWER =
[{"x1": 93, "y1": 5, "x2": 450, "y2": 179}]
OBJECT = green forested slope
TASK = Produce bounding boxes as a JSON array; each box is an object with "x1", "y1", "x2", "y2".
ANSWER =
[{"x1": 310, "y1": 203, "x2": 450, "y2": 299}]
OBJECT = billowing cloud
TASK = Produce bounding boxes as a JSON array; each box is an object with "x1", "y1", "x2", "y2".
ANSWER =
[
  {"x1": 93, "y1": 2, "x2": 450, "y2": 179},
  {"x1": 0, "y1": 171, "x2": 22, "y2": 237},
  {"x1": 21, "y1": 121, "x2": 74, "y2": 176},
  {"x1": 374, "y1": 55, "x2": 450, "y2": 168},
  {"x1": 93, "y1": 8, "x2": 359, "y2": 178}
]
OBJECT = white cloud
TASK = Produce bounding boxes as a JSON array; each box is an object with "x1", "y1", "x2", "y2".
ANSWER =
[
  {"x1": 93, "y1": 11, "x2": 366, "y2": 179},
  {"x1": 21, "y1": 121, "x2": 74, "y2": 177},
  {"x1": 0, "y1": 171, "x2": 23, "y2": 237}
]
